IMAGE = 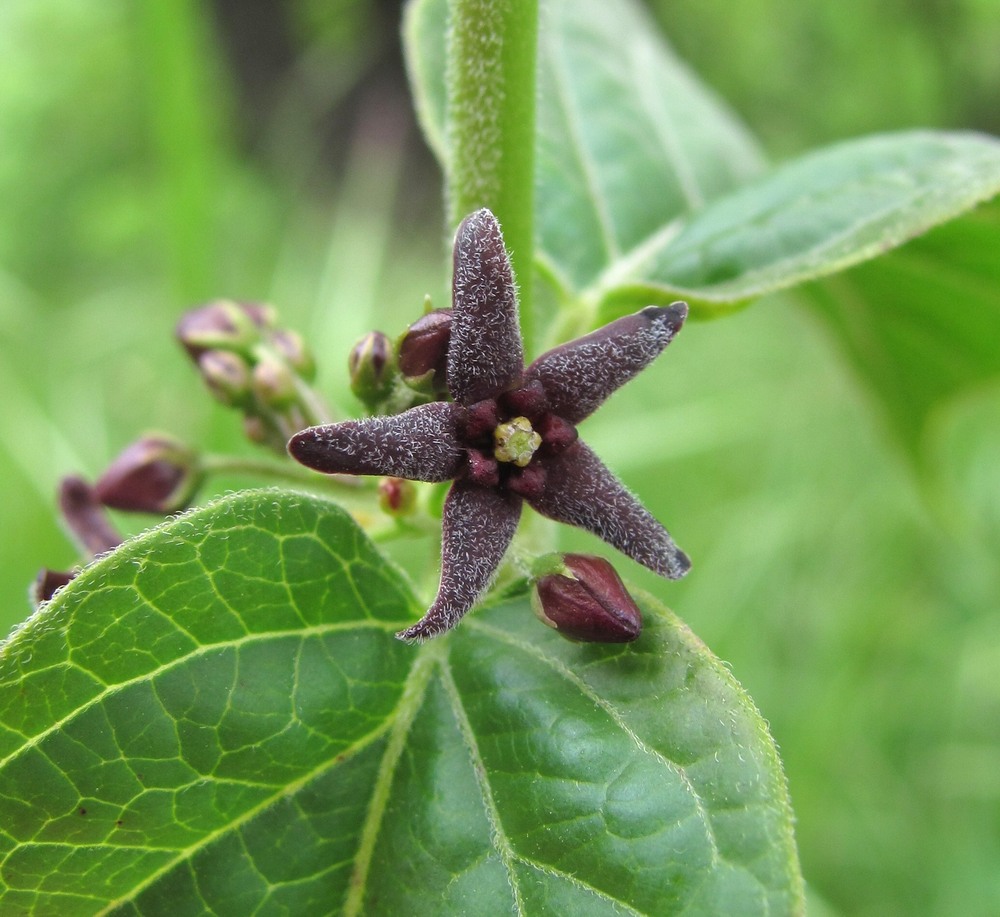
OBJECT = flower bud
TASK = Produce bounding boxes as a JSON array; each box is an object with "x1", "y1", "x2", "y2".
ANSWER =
[
  {"x1": 94, "y1": 435, "x2": 202, "y2": 514},
  {"x1": 348, "y1": 331, "x2": 395, "y2": 406},
  {"x1": 270, "y1": 328, "x2": 316, "y2": 381},
  {"x1": 252, "y1": 355, "x2": 298, "y2": 409},
  {"x1": 378, "y1": 477, "x2": 416, "y2": 516},
  {"x1": 532, "y1": 554, "x2": 642, "y2": 643},
  {"x1": 58, "y1": 476, "x2": 123, "y2": 557},
  {"x1": 175, "y1": 300, "x2": 273, "y2": 360},
  {"x1": 197, "y1": 349, "x2": 253, "y2": 406},
  {"x1": 397, "y1": 309, "x2": 452, "y2": 395}
]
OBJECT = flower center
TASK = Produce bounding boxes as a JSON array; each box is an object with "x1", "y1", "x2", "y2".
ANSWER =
[{"x1": 493, "y1": 416, "x2": 542, "y2": 467}]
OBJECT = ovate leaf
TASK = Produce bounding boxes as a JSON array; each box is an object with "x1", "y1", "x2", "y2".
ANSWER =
[
  {"x1": 801, "y1": 198, "x2": 1000, "y2": 455},
  {"x1": 594, "y1": 131, "x2": 1000, "y2": 319},
  {"x1": 403, "y1": 0, "x2": 766, "y2": 291},
  {"x1": 405, "y1": 0, "x2": 1000, "y2": 328},
  {"x1": 533, "y1": 0, "x2": 766, "y2": 293},
  {"x1": 0, "y1": 490, "x2": 802, "y2": 914}
]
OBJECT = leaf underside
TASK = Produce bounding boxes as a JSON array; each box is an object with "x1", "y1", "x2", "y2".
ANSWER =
[
  {"x1": 802, "y1": 198, "x2": 1000, "y2": 456},
  {"x1": 0, "y1": 491, "x2": 802, "y2": 915}
]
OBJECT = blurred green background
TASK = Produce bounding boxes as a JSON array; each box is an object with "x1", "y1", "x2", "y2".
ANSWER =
[{"x1": 1, "y1": 1, "x2": 998, "y2": 915}]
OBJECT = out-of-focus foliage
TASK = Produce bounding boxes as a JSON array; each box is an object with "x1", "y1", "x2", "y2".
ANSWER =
[
  {"x1": 651, "y1": 0, "x2": 1000, "y2": 154},
  {"x1": 0, "y1": 1, "x2": 998, "y2": 915}
]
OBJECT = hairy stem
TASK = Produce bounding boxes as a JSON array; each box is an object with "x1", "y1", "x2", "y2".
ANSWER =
[{"x1": 446, "y1": 0, "x2": 538, "y2": 352}]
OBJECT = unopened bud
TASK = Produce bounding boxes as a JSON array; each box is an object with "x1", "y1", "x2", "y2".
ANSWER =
[
  {"x1": 397, "y1": 309, "x2": 452, "y2": 394},
  {"x1": 252, "y1": 355, "x2": 298, "y2": 409},
  {"x1": 348, "y1": 331, "x2": 395, "y2": 406},
  {"x1": 94, "y1": 435, "x2": 202, "y2": 514},
  {"x1": 271, "y1": 328, "x2": 316, "y2": 381},
  {"x1": 198, "y1": 349, "x2": 252, "y2": 406},
  {"x1": 378, "y1": 477, "x2": 416, "y2": 516},
  {"x1": 532, "y1": 554, "x2": 642, "y2": 643},
  {"x1": 176, "y1": 300, "x2": 273, "y2": 360},
  {"x1": 58, "y1": 476, "x2": 123, "y2": 557}
]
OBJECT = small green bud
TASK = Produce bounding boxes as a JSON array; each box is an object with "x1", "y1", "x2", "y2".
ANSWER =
[
  {"x1": 532, "y1": 554, "x2": 642, "y2": 643},
  {"x1": 348, "y1": 331, "x2": 396, "y2": 407},
  {"x1": 197, "y1": 350, "x2": 252, "y2": 406},
  {"x1": 94, "y1": 435, "x2": 202, "y2": 514}
]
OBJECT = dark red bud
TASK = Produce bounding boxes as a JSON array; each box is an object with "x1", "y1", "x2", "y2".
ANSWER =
[
  {"x1": 94, "y1": 436, "x2": 202, "y2": 514},
  {"x1": 533, "y1": 554, "x2": 642, "y2": 643},
  {"x1": 58, "y1": 476, "x2": 123, "y2": 557},
  {"x1": 397, "y1": 309, "x2": 452, "y2": 393}
]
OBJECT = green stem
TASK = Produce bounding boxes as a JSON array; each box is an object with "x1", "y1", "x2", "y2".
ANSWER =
[
  {"x1": 200, "y1": 454, "x2": 366, "y2": 492},
  {"x1": 447, "y1": 0, "x2": 539, "y2": 353}
]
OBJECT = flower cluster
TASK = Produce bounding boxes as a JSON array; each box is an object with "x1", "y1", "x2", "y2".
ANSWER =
[{"x1": 289, "y1": 209, "x2": 690, "y2": 641}]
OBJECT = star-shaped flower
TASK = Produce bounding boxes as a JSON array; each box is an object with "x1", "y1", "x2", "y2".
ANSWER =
[{"x1": 289, "y1": 209, "x2": 690, "y2": 641}]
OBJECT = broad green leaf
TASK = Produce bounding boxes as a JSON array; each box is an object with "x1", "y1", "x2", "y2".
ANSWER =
[
  {"x1": 593, "y1": 131, "x2": 1000, "y2": 319},
  {"x1": 403, "y1": 0, "x2": 766, "y2": 288},
  {"x1": 0, "y1": 490, "x2": 802, "y2": 915},
  {"x1": 406, "y1": 0, "x2": 1000, "y2": 327},
  {"x1": 800, "y1": 198, "x2": 1000, "y2": 456}
]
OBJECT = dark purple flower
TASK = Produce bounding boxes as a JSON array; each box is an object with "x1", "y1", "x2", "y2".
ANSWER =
[{"x1": 289, "y1": 209, "x2": 690, "y2": 641}]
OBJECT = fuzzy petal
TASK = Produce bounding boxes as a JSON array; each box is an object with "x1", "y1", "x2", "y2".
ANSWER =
[
  {"x1": 397, "y1": 482, "x2": 522, "y2": 641},
  {"x1": 525, "y1": 303, "x2": 687, "y2": 423},
  {"x1": 448, "y1": 209, "x2": 524, "y2": 405},
  {"x1": 528, "y1": 441, "x2": 691, "y2": 579},
  {"x1": 288, "y1": 402, "x2": 463, "y2": 482}
]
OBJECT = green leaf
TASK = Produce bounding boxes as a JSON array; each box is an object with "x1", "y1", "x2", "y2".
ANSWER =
[
  {"x1": 594, "y1": 131, "x2": 1000, "y2": 319},
  {"x1": 1, "y1": 490, "x2": 802, "y2": 914},
  {"x1": 404, "y1": 0, "x2": 766, "y2": 289},
  {"x1": 406, "y1": 0, "x2": 1000, "y2": 329},
  {"x1": 800, "y1": 198, "x2": 1000, "y2": 455}
]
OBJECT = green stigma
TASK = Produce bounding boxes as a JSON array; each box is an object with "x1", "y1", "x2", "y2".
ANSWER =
[{"x1": 493, "y1": 416, "x2": 542, "y2": 467}]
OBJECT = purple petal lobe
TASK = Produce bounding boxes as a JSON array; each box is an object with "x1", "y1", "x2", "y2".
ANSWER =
[
  {"x1": 527, "y1": 442, "x2": 691, "y2": 579},
  {"x1": 448, "y1": 209, "x2": 524, "y2": 405},
  {"x1": 287, "y1": 402, "x2": 462, "y2": 482},
  {"x1": 397, "y1": 482, "x2": 522, "y2": 641},
  {"x1": 525, "y1": 302, "x2": 687, "y2": 424}
]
